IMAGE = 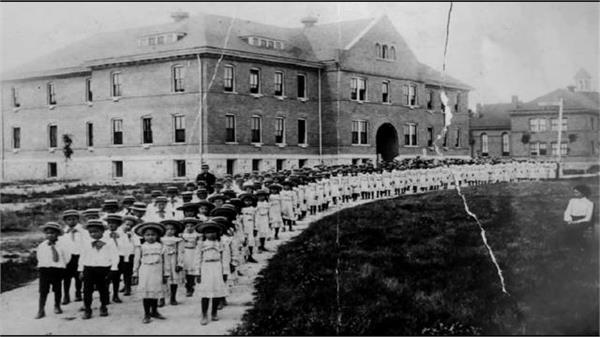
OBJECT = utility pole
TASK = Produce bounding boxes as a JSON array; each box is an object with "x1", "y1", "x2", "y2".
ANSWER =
[{"x1": 538, "y1": 98, "x2": 564, "y2": 178}]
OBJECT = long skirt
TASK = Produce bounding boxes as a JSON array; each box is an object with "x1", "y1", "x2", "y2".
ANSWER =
[
  {"x1": 137, "y1": 263, "x2": 163, "y2": 299},
  {"x1": 197, "y1": 261, "x2": 227, "y2": 298},
  {"x1": 182, "y1": 248, "x2": 199, "y2": 275}
]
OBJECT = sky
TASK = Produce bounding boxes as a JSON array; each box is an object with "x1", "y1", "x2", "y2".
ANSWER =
[{"x1": 1, "y1": 2, "x2": 598, "y2": 107}]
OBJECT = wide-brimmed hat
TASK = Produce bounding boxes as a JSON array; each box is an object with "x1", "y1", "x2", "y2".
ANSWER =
[
  {"x1": 211, "y1": 206, "x2": 236, "y2": 220},
  {"x1": 221, "y1": 190, "x2": 236, "y2": 199},
  {"x1": 185, "y1": 182, "x2": 197, "y2": 188},
  {"x1": 102, "y1": 199, "x2": 119, "y2": 210},
  {"x1": 177, "y1": 202, "x2": 200, "y2": 211},
  {"x1": 255, "y1": 189, "x2": 270, "y2": 197},
  {"x1": 104, "y1": 214, "x2": 123, "y2": 224},
  {"x1": 40, "y1": 222, "x2": 63, "y2": 235},
  {"x1": 211, "y1": 215, "x2": 234, "y2": 230},
  {"x1": 85, "y1": 219, "x2": 106, "y2": 231},
  {"x1": 122, "y1": 196, "x2": 136, "y2": 204},
  {"x1": 238, "y1": 193, "x2": 255, "y2": 202},
  {"x1": 194, "y1": 220, "x2": 223, "y2": 234},
  {"x1": 134, "y1": 222, "x2": 165, "y2": 237},
  {"x1": 227, "y1": 198, "x2": 243, "y2": 210},
  {"x1": 81, "y1": 208, "x2": 101, "y2": 218},
  {"x1": 208, "y1": 193, "x2": 225, "y2": 203},
  {"x1": 122, "y1": 215, "x2": 141, "y2": 225},
  {"x1": 181, "y1": 217, "x2": 201, "y2": 226},
  {"x1": 61, "y1": 209, "x2": 80, "y2": 220},
  {"x1": 196, "y1": 200, "x2": 215, "y2": 211},
  {"x1": 150, "y1": 190, "x2": 163, "y2": 198},
  {"x1": 155, "y1": 196, "x2": 168, "y2": 204},
  {"x1": 160, "y1": 219, "x2": 184, "y2": 233},
  {"x1": 166, "y1": 186, "x2": 179, "y2": 194},
  {"x1": 129, "y1": 202, "x2": 147, "y2": 212}
]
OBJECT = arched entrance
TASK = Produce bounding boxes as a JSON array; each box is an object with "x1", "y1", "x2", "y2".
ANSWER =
[{"x1": 376, "y1": 123, "x2": 399, "y2": 162}]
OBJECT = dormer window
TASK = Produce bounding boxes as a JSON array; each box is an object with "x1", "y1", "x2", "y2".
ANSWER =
[
  {"x1": 244, "y1": 36, "x2": 284, "y2": 50},
  {"x1": 376, "y1": 43, "x2": 396, "y2": 60},
  {"x1": 138, "y1": 32, "x2": 186, "y2": 47}
]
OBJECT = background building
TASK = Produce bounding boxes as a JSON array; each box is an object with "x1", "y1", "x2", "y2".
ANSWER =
[{"x1": 1, "y1": 12, "x2": 470, "y2": 182}]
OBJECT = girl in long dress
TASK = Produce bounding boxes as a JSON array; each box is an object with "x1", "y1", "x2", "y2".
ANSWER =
[
  {"x1": 132, "y1": 222, "x2": 168, "y2": 324},
  {"x1": 160, "y1": 220, "x2": 185, "y2": 305},
  {"x1": 194, "y1": 220, "x2": 228, "y2": 325}
]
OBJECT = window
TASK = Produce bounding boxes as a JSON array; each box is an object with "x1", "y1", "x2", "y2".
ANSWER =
[
  {"x1": 375, "y1": 43, "x2": 382, "y2": 58},
  {"x1": 12, "y1": 127, "x2": 20, "y2": 149},
  {"x1": 142, "y1": 117, "x2": 153, "y2": 144},
  {"x1": 173, "y1": 65, "x2": 184, "y2": 92},
  {"x1": 250, "y1": 69, "x2": 260, "y2": 94},
  {"x1": 427, "y1": 90, "x2": 433, "y2": 109},
  {"x1": 352, "y1": 158, "x2": 360, "y2": 165},
  {"x1": 443, "y1": 131, "x2": 448, "y2": 147},
  {"x1": 455, "y1": 128, "x2": 461, "y2": 147},
  {"x1": 48, "y1": 162, "x2": 57, "y2": 178},
  {"x1": 251, "y1": 116, "x2": 262, "y2": 143},
  {"x1": 529, "y1": 142, "x2": 539, "y2": 156},
  {"x1": 382, "y1": 82, "x2": 390, "y2": 103},
  {"x1": 350, "y1": 77, "x2": 366, "y2": 101},
  {"x1": 530, "y1": 118, "x2": 547, "y2": 132},
  {"x1": 47, "y1": 82, "x2": 56, "y2": 105},
  {"x1": 175, "y1": 160, "x2": 186, "y2": 177},
  {"x1": 298, "y1": 119, "x2": 307, "y2": 145},
  {"x1": 275, "y1": 117, "x2": 285, "y2": 144},
  {"x1": 112, "y1": 161, "x2": 123, "y2": 178},
  {"x1": 149, "y1": 36, "x2": 156, "y2": 45},
  {"x1": 85, "y1": 78, "x2": 93, "y2": 102},
  {"x1": 502, "y1": 133, "x2": 510, "y2": 156},
  {"x1": 455, "y1": 94, "x2": 460, "y2": 112},
  {"x1": 298, "y1": 159, "x2": 307, "y2": 168},
  {"x1": 86, "y1": 122, "x2": 94, "y2": 147},
  {"x1": 404, "y1": 123, "x2": 417, "y2": 146},
  {"x1": 403, "y1": 85, "x2": 409, "y2": 105},
  {"x1": 561, "y1": 143, "x2": 568, "y2": 155},
  {"x1": 157, "y1": 35, "x2": 165, "y2": 45},
  {"x1": 550, "y1": 118, "x2": 568, "y2": 131},
  {"x1": 274, "y1": 72, "x2": 284, "y2": 96},
  {"x1": 297, "y1": 74, "x2": 307, "y2": 99},
  {"x1": 539, "y1": 142, "x2": 547, "y2": 155},
  {"x1": 48, "y1": 125, "x2": 57, "y2": 148},
  {"x1": 352, "y1": 120, "x2": 368, "y2": 145},
  {"x1": 529, "y1": 119, "x2": 537, "y2": 131},
  {"x1": 427, "y1": 127, "x2": 433, "y2": 147},
  {"x1": 111, "y1": 72, "x2": 121, "y2": 97},
  {"x1": 390, "y1": 46, "x2": 396, "y2": 60},
  {"x1": 11, "y1": 87, "x2": 20, "y2": 107},
  {"x1": 174, "y1": 115, "x2": 185, "y2": 143},
  {"x1": 481, "y1": 133, "x2": 488, "y2": 155},
  {"x1": 226, "y1": 159, "x2": 236, "y2": 175},
  {"x1": 112, "y1": 119, "x2": 123, "y2": 145},
  {"x1": 252, "y1": 159, "x2": 261, "y2": 171},
  {"x1": 409, "y1": 84, "x2": 417, "y2": 105},
  {"x1": 538, "y1": 119, "x2": 547, "y2": 131},
  {"x1": 276, "y1": 159, "x2": 284, "y2": 171},
  {"x1": 224, "y1": 65, "x2": 234, "y2": 92},
  {"x1": 382, "y1": 45, "x2": 388, "y2": 59},
  {"x1": 225, "y1": 115, "x2": 236, "y2": 143}
]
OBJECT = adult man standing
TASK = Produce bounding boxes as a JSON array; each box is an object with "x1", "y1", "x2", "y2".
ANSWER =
[{"x1": 196, "y1": 164, "x2": 216, "y2": 194}]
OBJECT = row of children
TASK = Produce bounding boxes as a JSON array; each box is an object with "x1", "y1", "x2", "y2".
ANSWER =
[{"x1": 34, "y1": 159, "x2": 555, "y2": 324}]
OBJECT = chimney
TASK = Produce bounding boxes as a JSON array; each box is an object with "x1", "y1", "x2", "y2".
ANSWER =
[
  {"x1": 171, "y1": 11, "x2": 189, "y2": 22},
  {"x1": 511, "y1": 95, "x2": 519, "y2": 108},
  {"x1": 567, "y1": 85, "x2": 576, "y2": 93},
  {"x1": 301, "y1": 16, "x2": 318, "y2": 28}
]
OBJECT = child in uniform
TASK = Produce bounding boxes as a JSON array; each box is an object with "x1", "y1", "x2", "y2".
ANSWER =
[
  {"x1": 35, "y1": 222, "x2": 70, "y2": 319},
  {"x1": 118, "y1": 215, "x2": 139, "y2": 296},
  {"x1": 180, "y1": 217, "x2": 201, "y2": 297},
  {"x1": 268, "y1": 184, "x2": 284, "y2": 240},
  {"x1": 239, "y1": 193, "x2": 258, "y2": 263},
  {"x1": 103, "y1": 214, "x2": 126, "y2": 303},
  {"x1": 60, "y1": 209, "x2": 86, "y2": 304},
  {"x1": 254, "y1": 189, "x2": 271, "y2": 252},
  {"x1": 280, "y1": 182, "x2": 296, "y2": 232},
  {"x1": 132, "y1": 222, "x2": 169, "y2": 323},
  {"x1": 160, "y1": 219, "x2": 185, "y2": 306}
]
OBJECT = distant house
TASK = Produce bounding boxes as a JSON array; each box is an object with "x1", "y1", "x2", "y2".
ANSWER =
[{"x1": 1, "y1": 12, "x2": 471, "y2": 182}]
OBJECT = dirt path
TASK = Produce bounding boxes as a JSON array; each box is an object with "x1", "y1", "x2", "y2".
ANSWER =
[{"x1": 0, "y1": 199, "x2": 376, "y2": 335}]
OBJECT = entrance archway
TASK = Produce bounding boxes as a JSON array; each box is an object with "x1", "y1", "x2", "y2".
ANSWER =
[{"x1": 376, "y1": 123, "x2": 399, "y2": 162}]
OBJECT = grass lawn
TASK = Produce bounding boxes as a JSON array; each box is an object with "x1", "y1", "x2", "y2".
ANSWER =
[{"x1": 233, "y1": 177, "x2": 599, "y2": 335}]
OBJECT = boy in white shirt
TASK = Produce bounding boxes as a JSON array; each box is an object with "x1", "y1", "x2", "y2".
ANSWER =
[{"x1": 60, "y1": 209, "x2": 87, "y2": 304}]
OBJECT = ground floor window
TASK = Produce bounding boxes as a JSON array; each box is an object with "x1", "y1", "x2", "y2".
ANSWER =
[
  {"x1": 252, "y1": 159, "x2": 261, "y2": 172},
  {"x1": 113, "y1": 161, "x2": 123, "y2": 178},
  {"x1": 226, "y1": 159, "x2": 236, "y2": 175},
  {"x1": 47, "y1": 162, "x2": 57, "y2": 178},
  {"x1": 175, "y1": 160, "x2": 186, "y2": 177},
  {"x1": 298, "y1": 159, "x2": 307, "y2": 168},
  {"x1": 276, "y1": 159, "x2": 284, "y2": 171},
  {"x1": 352, "y1": 158, "x2": 360, "y2": 165}
]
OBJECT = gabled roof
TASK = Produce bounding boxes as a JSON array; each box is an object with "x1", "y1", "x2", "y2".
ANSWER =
[
  {"x1": 517, "y1": 88, "x2": 600, "y2": 111},
  {"x1": 301, "y1": 17, "x2": 375, "y2": 61},
  {"x1": 470, "y1": 103, "x2": 512, "y2": 129}
]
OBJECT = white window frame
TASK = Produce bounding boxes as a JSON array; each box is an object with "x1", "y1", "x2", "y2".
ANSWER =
[
  {"x1": 251, "y1": 115, "x2": 262, "y2": 144},
  {"x1": 274, "y1": 71, "x2": 284, "y2": 97},
  {"x1": 529, "y1": 142, "x2": 539, "y2": 156},
  {"x1": 501, "y1": 132, "x2": 510, "y2": 155},
  {"x1": 111, "y1": 72, "x2": 122, "y2": 98},
  {"x1": 224, "y1": 65, "x2": 235, "y2": 92},
  {"x1": 225, "y1": 114, "x2": 236, "y2": 143},
  {"x1": 48, "y1": 124, "x2": 58, "y2": 149},
  {"x1": 252, "y1": 158, "x2": 262, "y2": 172},
  {"x1": 352, "y1": 120, "x2": 369, "y2": 145},
  {"x1": 551, "y1": 142, "x2": 568, "y2": 156},
  {"x1": 382, "y1": 81, "x2": 390, "y2": 103},
  {"x1": 112, "y1": 119, "x2": 123, "y2": 145},
  {"x1": 47, "y1": 82, "x2": 56, "y2": 105},
  {"x1": 172, "y1": 65, "x2": 185, "y2": 93},
  {"x1": 350, "y1": 77, "x2": 367, "y2": 102},
  {"x1": 481, "y1": 133, "x2": 489, "y2": 155},
  {"x1": 249, "y1": 68, "x2": 261, "y2": 94},
  {"x1": 141, "y1": 117, "x2": 153, "y2": 144},
  {"x1": 404, "y1": 123, "x2": 417, "y2": 146},
  {"x1": 275, "y1": 117, "x2": 285, "y2": 145},
  {"x1": 550, "y1": 118, "x2": 568, "y2": 131},
  {"x1": 226, "y1": 159, "x2": 236, "y2": 175},
  {"x1": 173, "y1": 115, "x2": 186, "y2": 143}
]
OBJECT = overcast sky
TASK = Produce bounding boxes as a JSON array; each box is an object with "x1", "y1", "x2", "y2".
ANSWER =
[{"x1": 1, "y1": 2, "x2": 598, "y2": 107}]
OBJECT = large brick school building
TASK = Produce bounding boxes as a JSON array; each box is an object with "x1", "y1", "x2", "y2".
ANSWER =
[{"x1": 1, "y1": 12, "x2": 470, "y2": 182}]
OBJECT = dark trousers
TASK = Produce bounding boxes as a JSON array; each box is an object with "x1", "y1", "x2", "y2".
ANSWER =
[
  {"x1": 63, "y1": 255, "x2": 81, "y2": 298},
  {"x1": 83, "y1": 266, "x2": 110, "y2": 310},
  {"x1": 39, "y1": 267, "x2": 63, "y2": 306},
  {"x1": 118, "y1": 255, "x2": 134, "y2": 291}
]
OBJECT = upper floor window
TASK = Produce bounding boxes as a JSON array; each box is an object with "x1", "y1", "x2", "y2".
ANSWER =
[
  {"x1": 481, "y1": 133, "x2": 488, "y2": 155},
  {"x1": 85, "y1": 78, "x2": 93, "y2": 102},
  {"x1": 403, "y1": 84, "x2": 417, "y2": 105},
  {"x1": 112, "y1": 119, "x2": 123, "y2": 145},
  {"x1": 529, "y1": 118, "x2": 547, "y2": 132},
  {"x1": 48, "y1": 124, "x2": 57, "y2": 148},
  {"x1": 249, "y1": 69, "x2": 260, "y2": 94},
  {"x1": 47, "y1": 82, "x2": 56, "y2": 105},
  {"x1": 350, "y1": 77, "x2": 366, "y2": 102},
  {"x1": 246, "y1": 36, "x2": 284, "y2": 50},
  {"x1": 11, "y1": 87, "x2": 20, "y2": 108},
  {"x1": 427, "y1": 127, "x2": 433, "y2": 147},
  {"x1": 298, "y1": 119, "x2": 307, "y2": 145},
  {"x1": 274, "y1": 72, "x2": 284, "y2": 96},
  {"x1": 142, "y1": 117, "x2": 153, "y2": 144},
  {"x1": 173, "y1": 115, "x2": 185, "y2": 143},
  {"x1": 501, "y1": 132, "x2": 510, "y2": 156},
  {"x1": 404, "y1": 123, "x2": 417, "y2": 146},
  {"x1": 297, "y1": 74, "x2": 307, "y2": 99},
  {"x1": 111, "y1": 72, "x2": 122, "y2": 97},
  {"x1": 224, "y1": 65, "x2": 234, "y2": 92},
  {"x1": 551, "y1": 142, "x2": 568, "y2": 156},
  {"x1": 12, "y1": 127, "x2": 20, "y2": 149},
  {"x1": 375, "y1": 43, "x2": 382, "y2": 58},
  {"x1": 275, "y1": 117, "x2": 285, "y2": 144},
  {"x1": 225, "y1": 115, "x2": 236, "y2": 143},
  {"x1": 86, "y1": 122, "x2": 94, "y2": 147},
  {"x1": 455, "y1": 128, "x2": 461, "y2": 147},
  {"x1": 376, "y1": 43, "x2": 396, "y2": 60},
  {"x1": 352, "y1": 120, "x2": 368, "y2": 145},
  {"x1": 455, "y1": 93, "x2": 460, "y2": 112},
  {"x1": 382, "y1": 45, "x2": 388, "y2": 59},
  {"x1": 389, "y1": 46, "x2": 396, "y2": 60},
  {"x1": 138, "y1": 32, "x2": 186, "y2": 46},
  {"x1": 172, "y1": 65, "x2": 184, "y2": 92},
  {"x1": 382, "y1": 81, "x2": 390, "y2": 103},
  {"x1": 427, "y1": 90, "x2": 433, "y2": 109},
  {"x1": 251, "y1": 116, "x2": 262, "y2": 143},
  {"x1": 550, "y1": 118, "x2": 568, "y2": 131}
]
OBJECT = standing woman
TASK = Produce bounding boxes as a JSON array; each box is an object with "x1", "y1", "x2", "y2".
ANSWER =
[{"x1": 563, "y1": 184, "x2": 595, "y2": 244}]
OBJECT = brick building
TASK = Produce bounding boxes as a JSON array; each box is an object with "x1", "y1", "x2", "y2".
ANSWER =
[
  {"x1": 470, "y1": 70, "x2": 599, "y2": 172},
  {"x1": 1, "y1": 12, "x2": 470, "y2": 182}
]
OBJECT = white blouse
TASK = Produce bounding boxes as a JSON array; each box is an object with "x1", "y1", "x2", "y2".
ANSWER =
[{"x1": 563, "y1": 197, "x2": 594, "y2": 222}]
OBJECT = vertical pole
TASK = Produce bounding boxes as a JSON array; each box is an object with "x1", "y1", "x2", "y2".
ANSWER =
[
  {"x1": 556, "y1": 98, "x2": 564, "y2": 178},
  {"x1": 318, "y1": 68, "x2": 323, "y2": 164},
  {"x1": 197, "y1": 54, "x2": 203, "y2": 166}
]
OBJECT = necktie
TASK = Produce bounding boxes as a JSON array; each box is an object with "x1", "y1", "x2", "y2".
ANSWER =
[
  {"x1": 48, "y1": 241, "x2": 59, "y2": 262},
  {"x1": 92, "y1": 240, "x2": 105, "y2": 250},
  {"x1": 66, "y1": 227, "x2": 77, "y2": 241},
  {"x1": 110, "y1": 231, "x2": 119, "y2": 247}
]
